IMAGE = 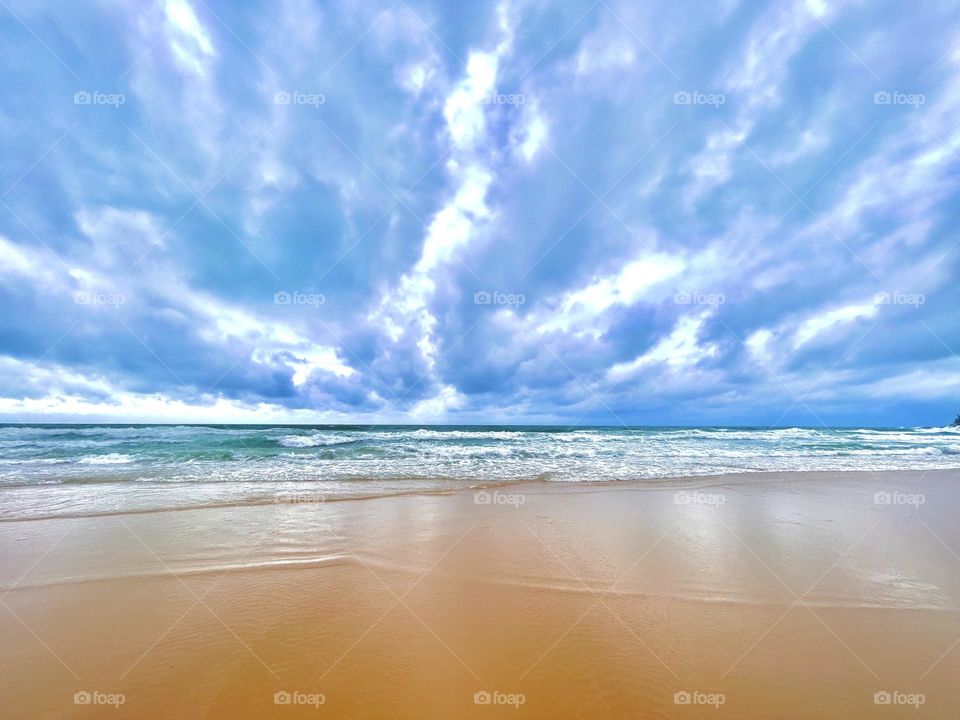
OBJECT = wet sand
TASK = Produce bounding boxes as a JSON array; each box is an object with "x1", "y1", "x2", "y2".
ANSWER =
[{"x1": 2, "y1": 470, "x2": 960, "y2": 718}]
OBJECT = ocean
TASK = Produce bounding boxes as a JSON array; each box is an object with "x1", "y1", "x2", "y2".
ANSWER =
[{"x1": 1, "y1": 424, "x2": 958, "y2": 520}]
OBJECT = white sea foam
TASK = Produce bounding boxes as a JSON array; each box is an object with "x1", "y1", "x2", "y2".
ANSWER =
[
  {"x1": 405, "y1": 429, "x2": 528, "y2": 440},
  {"x1": 77, "y1": 453, "x2": 135, "y2": 464},
  {"x1": 0, "y1": 458, "x2": 70, "y2": 465},
  {"x1": 1, "y1": 425, "x2": 959, "y2": 520},
  {"x1": 278, "y1": 433, "x2": 348, "y2": 448}
]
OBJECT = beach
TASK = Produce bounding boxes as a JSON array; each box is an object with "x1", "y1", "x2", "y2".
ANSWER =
[
  {"x1": 2, "y1": 0, "x2": 956, "y2": 715},
  {"x1": 2, "y1": 469, "x2": 959, "y2": 718}
]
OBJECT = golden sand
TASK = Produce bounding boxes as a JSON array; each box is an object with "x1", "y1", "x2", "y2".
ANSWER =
[{"x1": 2, "y1": 470, "x2": 959, "y2": 718}]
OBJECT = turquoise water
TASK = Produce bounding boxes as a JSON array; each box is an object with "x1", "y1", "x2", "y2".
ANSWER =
[{"x1": 1, "y1": 424, "x2": 958, "y2": 519}]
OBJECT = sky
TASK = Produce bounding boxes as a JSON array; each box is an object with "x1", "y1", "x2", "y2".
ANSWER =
[{"x1": 0, "y1": 0, "x2": 958, "y2": 427}]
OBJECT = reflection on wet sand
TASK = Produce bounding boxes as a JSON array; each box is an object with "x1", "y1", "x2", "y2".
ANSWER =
[{"x1": 1, "y1": 470, "x2": 958, "y2": 718}]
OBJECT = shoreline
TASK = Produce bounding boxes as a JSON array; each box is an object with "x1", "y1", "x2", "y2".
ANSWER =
[{"x1": 2, "y1": 467, "x2": 957, "y2": 524}]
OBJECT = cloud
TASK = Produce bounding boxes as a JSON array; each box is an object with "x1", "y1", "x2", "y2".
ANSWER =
[
  {"x1": 163, "y1": 0, "x2": 216, "y2": 75},
  {"x1": 792, "y1": 300, "x2": 879, "y2": 349},
  {"x1": 534, "y1": 251, "x2": 685, "y2": 337},
  {"x1": 607, "y1": 312, "x2": 718, "y2": 381},
  {"x1": 444, "y1": 51, "x2": 500, "y2": 151},
  {"x1": 0, "y1": 0, "x2": 958, "y2": 425}
]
